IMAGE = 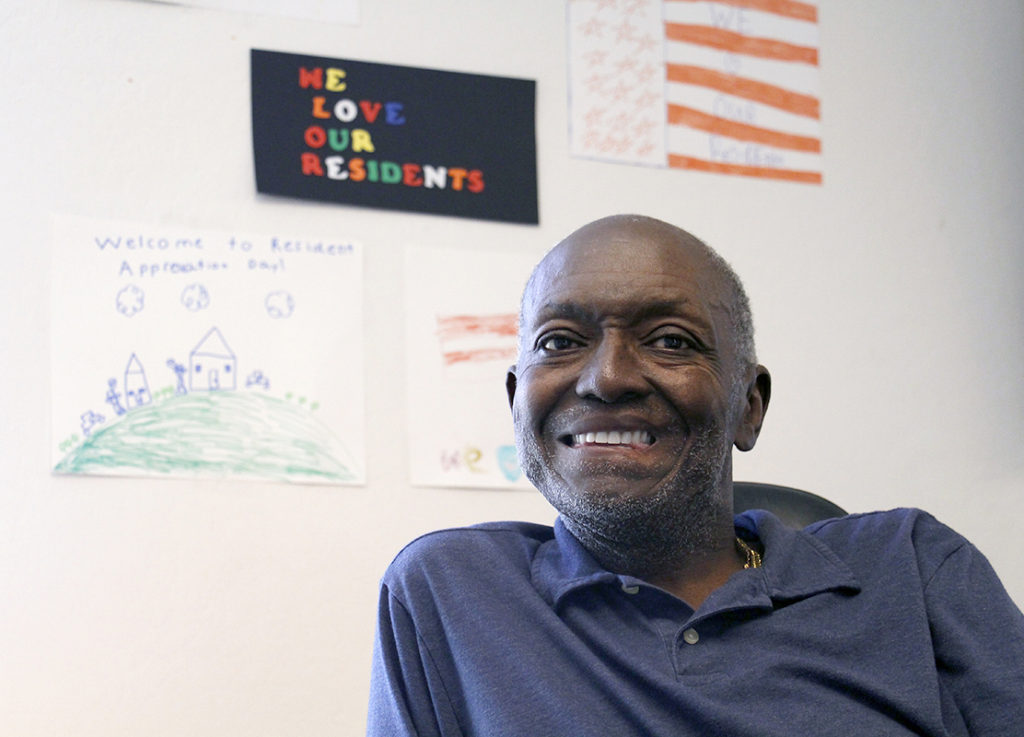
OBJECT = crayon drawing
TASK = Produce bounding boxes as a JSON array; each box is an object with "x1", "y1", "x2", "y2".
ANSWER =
[
  {"x1": 568, "y1": 0, "x2": 822, "y2": 183},
  {"x1": 405, "y1": 245, "x2": 540, "y2": 490},
  {"x1": 51, "y1": 215, "x2": 365, "y2": 485}
]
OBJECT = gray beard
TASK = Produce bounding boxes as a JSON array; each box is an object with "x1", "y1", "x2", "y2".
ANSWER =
[{"x1": 517, "y1": 420, "x2": 733, "y2": 578}]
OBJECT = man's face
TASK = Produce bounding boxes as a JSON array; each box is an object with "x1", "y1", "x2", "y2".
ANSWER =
[{"x1": 507, "y1": 219, "x2": 765, "y2": 548}]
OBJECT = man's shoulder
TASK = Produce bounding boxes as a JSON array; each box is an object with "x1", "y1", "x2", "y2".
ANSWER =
[
  {"x1": 802, "y1": 507, "x2": 970, "y2": 572},
  {"x1": 381, "y1": 520, "x2": 555, "y2": 592},
  {"x1": 808, "y1": 507, "x2": 963, "y2": 541},
  {"x1": 393, "y1": 520, "x2": 555, "y2": 560}
]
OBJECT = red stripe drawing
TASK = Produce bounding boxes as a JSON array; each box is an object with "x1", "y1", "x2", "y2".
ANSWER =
[{"x1": 436, "y1": 313, "x2": 519, "y2": 367}]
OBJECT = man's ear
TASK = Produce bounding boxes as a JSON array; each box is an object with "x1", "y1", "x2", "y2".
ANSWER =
[
  {"x1": 734, "y1": 365, "x2": 771, "y2": 452},
  {"x1": 505, "y1": 366, "x2": 518, "y2": 411}
]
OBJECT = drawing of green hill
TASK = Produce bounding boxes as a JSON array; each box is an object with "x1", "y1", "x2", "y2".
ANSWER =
[{"x1": 55, "y1": 391, "x2": 359, "y2": 484}]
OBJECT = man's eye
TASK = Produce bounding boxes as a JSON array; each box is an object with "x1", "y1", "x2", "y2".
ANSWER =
[
  {"x1": 649, "y1": 334, "x2": 691, "y2": 350},
  {"x1": 539, "y1": 334, "x2": 580, "y2": 351}
]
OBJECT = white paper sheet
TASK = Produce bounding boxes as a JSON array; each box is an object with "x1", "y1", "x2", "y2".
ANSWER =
[
  {"x1": 569, "y1": 0, "x2": 822, "y2": 184},
  {"x1": 405, "y1": 245, "x2": 539, "y2": 490},
  {"x1": 50, "y1": 215, "x2": 365, "y2": 485}
]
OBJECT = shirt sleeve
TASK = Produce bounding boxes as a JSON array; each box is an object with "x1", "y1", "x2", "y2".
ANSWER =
[
  {"x1": 366, "y1": 583, "x2": 464, "y2": 737},
  {"x1": 923, "y1": 533, "x2": 1024, "y2": 735}
]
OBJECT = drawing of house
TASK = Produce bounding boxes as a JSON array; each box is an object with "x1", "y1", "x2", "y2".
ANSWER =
[
  {"x1": 189, "y1": 327, "x2": 237, "y2": 391},
  {"x1": 124, "y1": 353, "x2": 152, "y2": 408}
]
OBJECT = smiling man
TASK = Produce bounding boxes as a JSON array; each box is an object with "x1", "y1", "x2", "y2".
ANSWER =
[
  {"x1": 507, "y1": 215, "x2": 769, "y2": 609},
  {"x1": 367, "y1": 215, "x2": 1024, "y2": 737}
]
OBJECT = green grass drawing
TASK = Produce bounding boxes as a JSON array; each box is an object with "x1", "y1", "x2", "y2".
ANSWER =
[{"x1": 55, "y1": 391, "x2": 358, "y2": 483}]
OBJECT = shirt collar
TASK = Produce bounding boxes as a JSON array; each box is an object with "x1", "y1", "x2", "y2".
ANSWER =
[
  {"x1": 532, "y1": 511, "x2": 860, "y2": 610},
  {"x1": 531, "y1": 517, "x2": 622, "y2": 607}
]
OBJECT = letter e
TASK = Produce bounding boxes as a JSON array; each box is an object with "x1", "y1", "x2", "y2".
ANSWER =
[
  {"x1": 385, "y1": 102, "x2": 406, "y2": 125},
  {"x1": 402, "y1": 163, "x2": 423, "y2": 186},
  {"x1": 325, "y1": 67, "x2": 347, "y2": 92},
  {"x1": 325, "y1": 156, "x2": 348, "y2": 180}
]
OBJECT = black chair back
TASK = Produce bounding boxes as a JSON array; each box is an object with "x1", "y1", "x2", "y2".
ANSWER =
[{"x1": 733, "y1": 482, "x2": 847, "y2": 529}]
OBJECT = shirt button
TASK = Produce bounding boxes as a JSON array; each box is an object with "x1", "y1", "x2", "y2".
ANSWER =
[
  {"x1": 621, "y1": 583, "x2": 640, "y2": 594},
  {"x1": 682, "y1": 628, "x2": 700, "y2": 645}
]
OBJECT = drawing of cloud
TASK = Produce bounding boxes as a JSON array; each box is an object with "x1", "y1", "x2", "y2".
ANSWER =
[
  {"x1": 116, "y1": 284, "x2": 145, "y2": 317},
  {"x1": 265, "y1": 290, "x2": 295, "y2": 319},
  {"x1": 180, "y1": 283, "x2": 211, "y2": 311}
]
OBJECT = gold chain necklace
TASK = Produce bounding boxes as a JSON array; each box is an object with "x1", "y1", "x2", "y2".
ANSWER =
[{"x1": 735, "y1": 537, "x2": 762, "y2": 569}]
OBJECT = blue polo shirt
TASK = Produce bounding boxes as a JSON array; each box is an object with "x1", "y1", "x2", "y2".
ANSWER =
[{"x1": 367, "y1": 509, "x2": 1024, "y2": 736}]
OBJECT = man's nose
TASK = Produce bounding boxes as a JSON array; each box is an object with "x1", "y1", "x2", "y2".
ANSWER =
[{"x1": 575, "y1": 335, "x2": 649, "y2": 403}]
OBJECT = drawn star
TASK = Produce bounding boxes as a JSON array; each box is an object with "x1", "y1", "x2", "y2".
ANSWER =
[
  {"x1": 579, "y1": 17, "x2": 605, "y2": 37},
  {"x1": 610, "y1": 79, "x2": 634, "y2": 101},
  {"x1": 612, "y1": 136, "x2": 635, "y2": 155},
  {"x1": 615, "y1": 56, "x2": 639, "y2": 74},
  {"x1": 635, "y1": 88, "x2": 663, "y2": 107},
  {"x1": 632, "y1": 117, "x2": 660, "y2": 137},
  {"x1": 634, "y1": 33, "x2": 660, "y2": 54},
  {"x1": 584, "y1": 73, "x2": 608, "y2": 95},
  {"x1": 634, "y1": 62, "x2": 659, "y2": 83},
  {"x1": 583, "y1": 128, "x2": 606, "y2": 150},
  {"x1": 635, "y1": 141, "x2": 657, "y2": 158},
  {"x1": 584, "y1": 107, "x2": 606, "y2": 126},
  {"x1": 614, "y1": 19, "x2": 636, "y2": 43}
]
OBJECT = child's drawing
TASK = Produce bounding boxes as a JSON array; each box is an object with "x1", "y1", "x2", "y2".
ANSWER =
[
  {"x1": 51, "y1": 215, "x2": 365, "y2": 485},
  {"x1": 116, "y1": 284, "x2": 145, "y2": 317},
  {"x1": 105, "y1": 378, "x2": 126, "y2": 416},
  {"x1": 180, "y1": 283, "x2": 210, "y2": 311},
  {"x1": 265, "y1": 290, "x2": 295, "y2": 319},
  {"x1": 167, "y1": 359, "x2": 188, "y2": 395},
  {"x1": 124, "y1": 353, "x2": 152, "y2": 408},
  {"x1": 568, "y1": 0, "x2": 823, "y2": 184},
  {"x1": 405, "y1": 245, "x2": 539, "y2": 490},
  {"x1": 189, "y1": 327, "x2": 236, "y2": 391}
]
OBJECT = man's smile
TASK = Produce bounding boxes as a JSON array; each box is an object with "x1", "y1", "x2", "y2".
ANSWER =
[{"x1": 561, "y1": 430, "x2": 656, "y2": 448}]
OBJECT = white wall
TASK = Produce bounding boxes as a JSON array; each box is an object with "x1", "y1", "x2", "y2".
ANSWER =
[{"x1": 1, "y1": 1, "x2": 1021, "y2": 734}]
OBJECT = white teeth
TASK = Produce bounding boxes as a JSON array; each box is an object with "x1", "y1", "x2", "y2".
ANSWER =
[{"x1": 571, "y1": 431, "x2": 652, "y2": 446}]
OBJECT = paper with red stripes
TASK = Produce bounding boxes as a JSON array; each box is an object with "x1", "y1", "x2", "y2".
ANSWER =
[
  {"x1": 568, "y1": 0, "x2": 822, "y2": 184},
  {"x1": 405, "y1": 244, "x2": 539, "y2": 489}
]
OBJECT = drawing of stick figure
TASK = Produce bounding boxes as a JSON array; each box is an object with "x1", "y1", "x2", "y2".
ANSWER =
[
  {"x1": 105, "y1": 378, "x2": 126, "y2": 415},
  {"x1": 167, "y1": 359, "x2": 188, "y2": 395}
]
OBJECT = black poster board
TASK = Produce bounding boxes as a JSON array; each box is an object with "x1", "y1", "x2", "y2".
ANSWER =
[{"x1": 251, "y1": 49, "x2": 538, "y2": 224}]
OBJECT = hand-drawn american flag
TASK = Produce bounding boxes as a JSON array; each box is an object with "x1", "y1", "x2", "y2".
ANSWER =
[
  {"x1": 568, "y1": 0, "x2": 822, "y2": 184},
  {"x1": 435, "y1": 313, "x2": 519, "y2": 367}
]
